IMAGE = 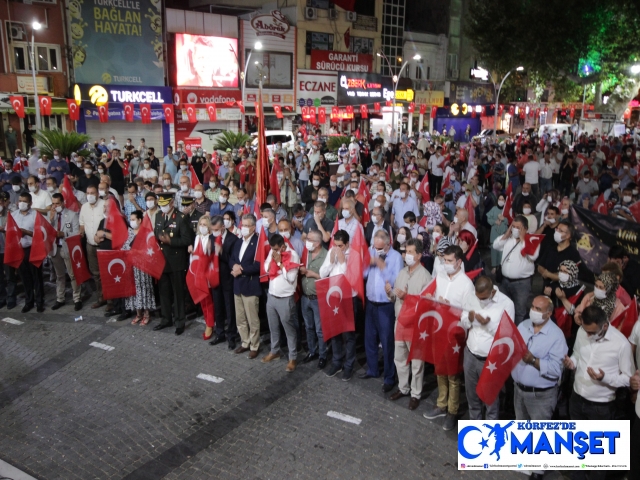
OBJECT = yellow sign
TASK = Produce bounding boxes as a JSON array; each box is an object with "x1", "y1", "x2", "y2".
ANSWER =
[
  {"x1": 461, "y1": 103, "x2": 468, "y2": 114},
  {"x1": 395, "y1": 89, "x2": 415, "y2": 102},
  {"x1": 16, "y1": 76, "x2": 52, "y2": 95},
  {"x1": 88, "y1": 85, "x2": 109, "y2": 106},
  {"x1": 451, "y1": 103, "x2": 459, "y2": 115},
  {"x1": 414, "y1": 90, "x2": 445, "y2": 107},
  {"x1": 73, "y1": 85, "x2": 82, "y2": 105}
]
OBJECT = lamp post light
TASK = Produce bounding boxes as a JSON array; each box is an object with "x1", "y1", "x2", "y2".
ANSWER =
[
  {"x1": 30, "y1": 21, "x2": 42, "y2": 131},
  {"x1": 239, "y1": 41, "x2": 262, "y2": 134},
  {"x1": 486, "y1": 66, "x2": 524, "y2": 140}
]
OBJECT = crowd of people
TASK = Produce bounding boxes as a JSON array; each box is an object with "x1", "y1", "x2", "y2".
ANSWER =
[{"x1": 4, "y1": 124, "x2": 640, "y2": 479}]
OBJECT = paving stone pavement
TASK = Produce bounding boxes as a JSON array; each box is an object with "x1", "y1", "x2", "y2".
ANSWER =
[{"x1": 0, "y1": 279, "x2": 537, "y2": 480}]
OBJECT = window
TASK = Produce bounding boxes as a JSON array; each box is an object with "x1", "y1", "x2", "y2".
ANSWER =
[
  {"x1": 12, "y1": 42, "x2": 61, "y2": 72},
  {"x1": 350, "y1": 37, "x2": 373, "y2": 54},
  {"x1": 306, "y1": 32, "x2": 334, "y2": 51}
]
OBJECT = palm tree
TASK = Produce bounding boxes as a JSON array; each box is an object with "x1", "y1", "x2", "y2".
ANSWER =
[{"x1": 33, "y1": 129, "x2": 90, "y2": 159}]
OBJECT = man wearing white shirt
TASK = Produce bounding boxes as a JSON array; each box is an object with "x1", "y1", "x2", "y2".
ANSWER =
[
  {"x1": 428, "y1": 146, "x2": 445, "y2": 196},
  {"x1": 79, "y1": 186, "x2": 106, "y2": 308},
  {"x1": 450, "y1": 208, "x2": 478, "y2": 239},
  {"x1": 26, "y1": 175, "x2": 52, "y2": 214},
  {"x1": 261, "y1": 234, "x2": 300, "y2": 372},
  {"x1": 462, "y1": 276, "x2": 515, "y2": 420},
  {"x1": 522, "y1": 155, "x2": 541, "y2": 197},
  {"x1": 538, "y1": 151, "x2": 554, "y2": 195},
  {"x1": 492, "y1": 216, "x2": 539, "y2": 325}
]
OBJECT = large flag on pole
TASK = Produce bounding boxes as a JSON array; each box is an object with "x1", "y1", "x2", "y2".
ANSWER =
[{"x1": 255, "y1": 98, "x2": 270, "y2": 210}]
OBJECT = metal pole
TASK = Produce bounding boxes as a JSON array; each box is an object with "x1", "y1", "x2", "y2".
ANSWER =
[
  {"x1": 581, "y1": 84, "x2": 586, "y2": 134},
  {"x1": 393, "y1": 60, "x2": 410, "y2": 143},
  {"x1": 30, "y1": 29, "x2": 41, "y2": 131},
  {"x1": 241, "y1": 49, "x2": 253, "y2": 135},
  {"x1": 494, "y1": 70, "x2": 512, "y2": 138}
]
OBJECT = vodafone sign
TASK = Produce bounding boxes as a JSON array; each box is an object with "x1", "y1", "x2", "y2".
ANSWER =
[
  {"x1": 310, "y1": 50, "x2": 373, "y2": 72},
  {"x1": 296, "y1": 70, "x2": 337, "y2": 112},
  {"x1": 173, "y1": 88, "x2": 241, "y2": 108}
]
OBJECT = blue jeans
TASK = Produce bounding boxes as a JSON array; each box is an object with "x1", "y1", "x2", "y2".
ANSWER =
[
  {"x1": 332, "y1": 332, "x2": 356, "y2": 372},
  {"x1": 539, "y1": 177, "x2": 552, "y2": 196},
  {"x1": 301, "y1": 295, "x2": 326, "y2": 359},
  {"x1": 364, "y1": 301, "x2": 396, "y2": 386}
]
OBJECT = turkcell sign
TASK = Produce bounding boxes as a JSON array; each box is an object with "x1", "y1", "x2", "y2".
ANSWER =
[
  {"x1": 458, "y1": 420, "x2": 630, "y2": 470},
  {"x1": 76, "y1": 84, "x2": 173, "y2": 105}
]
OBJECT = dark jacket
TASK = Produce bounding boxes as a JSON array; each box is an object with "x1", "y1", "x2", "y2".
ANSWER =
[
  {"x1": 154, "y1": 208, "x2": 194, "y2": 273},
  {"x1": 365, "y1": 220, "x2": 392, "y2": 246},
  {"x1": 229, "y1": 232, "x2": 262, "y2": 297},
  {"x1": 219, "y1": 230, "x2": 239, "y2": 285}
]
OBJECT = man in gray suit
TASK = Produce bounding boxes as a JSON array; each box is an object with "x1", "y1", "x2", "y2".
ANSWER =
[{"x1": 49, "y1": 193, "x2": 82, "y2": 311}]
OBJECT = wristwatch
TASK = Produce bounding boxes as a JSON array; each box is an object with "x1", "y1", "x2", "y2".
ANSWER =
[{"x1": 530, "y1": 356, "x2": 537, "y2": 365}]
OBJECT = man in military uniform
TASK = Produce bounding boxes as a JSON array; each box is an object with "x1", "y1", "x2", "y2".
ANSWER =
[
  {"x1": 181, "y1": 195, "x2": 202, "y2": 234},
  {"x1": 153, "y1": 192, "x2": 194, "y2": 335}
]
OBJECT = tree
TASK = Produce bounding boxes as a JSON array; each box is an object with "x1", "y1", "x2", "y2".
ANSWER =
[{"x1": 33, "y1": 130, "x2": 90, "y2": 159}]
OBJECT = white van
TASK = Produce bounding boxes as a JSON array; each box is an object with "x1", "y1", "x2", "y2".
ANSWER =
[
  {"x1": 537, "y1": 123, "x2": 572, "y2": 138},
  {"x1": 251, "y1": 130, "x2": 295, "y2": 155}
]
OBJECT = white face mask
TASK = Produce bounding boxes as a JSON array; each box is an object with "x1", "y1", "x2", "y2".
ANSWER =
[
  {"x1": 547, "y1": 195, "x2": 553, "y2": 202},
  {"x1": 84, "y1": 168, "x2": 93, "y2": 175},
  {"x1": 342, "y1": 209, "x2": 351, "y2": 219},
  {"x1": 241, "y1": 226, "x2": 251, "y2": 237},
  {"x1": 224, "y1": 219, "x2": 233, "y2": 229},
  {"x1": 18, "y1": 202, "x2": 28, "y2": 211},
  {"x1": 443, "y1": 263, "x2": 457, "y2": 274},
  {"x1": 54, "y1": 205, "x2": 63, "y2": 213},
  {"x1": 523, "y1": 207, "x2": 531, "y2": 215},
  {"x1": 330, "y1": 181, "x2": 337, "y2": 187},
  {"x1": 47, "y1": 186, "x2": 56, "y2": 193},
  {"x1": 144, "y1": 164, "x2": 150, "y2": 169},
  {"x1": 399, "y1": 191, "x2": 407, "y2": 199},
  {"x1": 212, "y1": 230, "x2": 222, "y2": 237},
  {"x1": 98, "y1": 169, "x2": 104, "y2": 174},
  {"x1": 405, "y1": 253, "x2": 416, "y2": 267},
  {"x1": 130, "y1": 220, "x2": 139, "y2": 229},
  {"x1": 146, "y1": 200, "x2": 155, "y2": 209},
  {"x1": 558, "y1": 272, "x2": 570, "y2": 283},
  {"x1": 28, "y1": 185, "x2": 37, "y2": 193},
  {"x1": 583, "y1": 177, "x2": 590, "y2": 183},
  {"x1": 87, "y1": 194, "x2": 97, "y2": 204},
  {"x1": 554, "y1": 231, "x2": 564, "y2": 243},
  {"x1": 199, "y1": 226, "x2": 209, "y2": 235},
  {"x1": 305, "y1": 240, "x2": 315, "y2": 251},
  {"x1": 453, "y1": 217, "x2": 459, "y2": 224},
  {"x1": 318, "y1": 197, "x2": 327, "y2": 203},
  {"x1": 498, "y1": 200, "x2": 505, "y2": 207},
  {"x1": 180, "y1": 184, "x2": 189, "y2": 192},
  {"x1": 219, "y1": 196, "x2": 227, "y2": 204},
  {"x1": 593, "y1": 287, "x2": 607, "y2": 300},
  {"x1": 12, "y1": 185, "x2": 20, "y2": 192},
  {"x1": 396, "y1": 234, "x2": 406, "y2": 244},
  {"x1": 624, "y1": 195, "x2": 632, "y2": 203},
  {"x1": 612, "y1": 184, "x2": 619, "y2": 190},
  {"x1": 529, "y1": 309, "x2": 546, "y2": 325},
  {"x1": 281, "y1": 231, "x2": 291, "y2": 239},
  {"x1": 512, "y1": 228, "x2": 520, "y2": 239},
  {"x1": 194, "y1": 191, "x2": 203, "y2": 199},
  {"x1": 209, "y1": 182, "x2": 217, "y2": 189},
  {"x1": 561, "y1": 208, "x2": 569, "y2": 215},
  {"x1": 546, "y1": 217, "x2": 556, "y2": 224},
  {"x1": 223, "y1": 162, "x2": 229, "y2": 167},
  {"x1": 99, "y1": 190, "x2": 106, "y2": 197},
  {"x1": 160, "y1": 205, "x2": 171, "y2": 214},
  {"x1": 312, "y1": 180, "x2": 320, "y2": 187},
  {"x1": 180, "y1": 165, "x2": 187, "y2": 171},
  {"x1": 522, "y1": 191, "x2": 529, "y2": 196}
]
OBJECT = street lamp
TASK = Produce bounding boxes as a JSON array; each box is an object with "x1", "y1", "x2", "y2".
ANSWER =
[
  {"x1": 239, "y1": 41, "x2": 262, "y2": 133},
  {"x1": 487, "y1": 66, "x2": 524, "y2": 139},
  {"x1": 631, "y1": 64, "x2": 640, "y2": 75},
  {"x1": 30, "y1": 21, "x2": 42, "y2": 131}
]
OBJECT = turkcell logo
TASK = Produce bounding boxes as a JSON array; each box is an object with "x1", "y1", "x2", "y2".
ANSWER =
[{"x1": 457, "y1": 421, "x2": 630, "y2": 470}]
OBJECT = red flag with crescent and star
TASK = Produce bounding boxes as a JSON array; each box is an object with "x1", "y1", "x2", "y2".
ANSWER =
[
  {"x1": 29, "y1": 212, "x2": 57, "y2": 268},
  {"x1": 185, "y1": 105, "x2": 197, "y2": 123},
  {"x1": 318, "y1": 107, "x2": 326, "y2": 124},
  {"x1": 129, "y1": 215, "x2": 165, "y2": 280},
  {"x1": 98, "y1": 104, "x2": 109, "y2": 123},
  {"x1": 10, "y1": 96, "x2": 25, "y2": 118},
  {"x1": 419, "y1": 103, "x2": 426, "y2": 115},
  {"x1": 430, "y1": 106, "x2": 437, "y2": 119},
  {"x1": 476, "y1": 312, "x2": 527, "y2": 405},
  {"x1": 316, "y1": 274, "x2": 355, "y2": 341},
  {"x1": 417, "y1": 174, "x2": 430, "y2": 203},
  {"x1": 592, "y1": 193, "x2": 607, "y2": 215},
  {"x1": 188, "y1": 165, "x2": 201, "y2": 189},
  {"x1": 344, "y1": 225, "x2": 368, "y2": 303},
  {"x1": 555, "y1": 285, "x2": 585, "y2": 337},
  {"x1": 521, "y1": 234, "x2": 544, "y2": 257},
  {"x1": 140, "y1": 104, "x2": 152, "y2": 124},
  {"x1": 254, "y1": 224, "x2": 271, "y2": 283},
  {"x1": 360, "y1": 104, "x2": 368, "y2": 118},
  {"x1": 67, "y1": 99, "x2": 80, "y2": 121},
  {"x1": 374, "y1": 102, "x2": 380, "y2": 112},
  {"x1": 273, "y1": 104, "x2": 283, "y2": 119},
  {"x1": 104, "y1": 197, "x2": 129, "y2": 250},
  {"x1": 186, "y1": 241, "x2": 209, "y2": 304},
  {"x1": 97, "y1": 250, "x2": 135, "y2": 300},
  {"x1": 611, "y1": 295, "x2": 638, "y2": 338},
  {"x1": 4, "y1": 213, "x2": 24, "y2": 268},
  {"x1": 39, "y1": 96, "x2": 52, "y2": 116},
  {"x1": 395, "y1": 294, "x2": 423, "y2": 342},
  {"x1": 65, "y1": 234, "x2": 92, "y2": 284},
  {"x1": 206, "y1": 103, "x2": 217, "y2": 122},
  {"x1": 163, "y1": 104, "x2": 174, "y2": 123},
  {"x1": 123, "y1": 103, "x2": 134, "y2": 122},
  {"x1": 61, "y1": 175, "x2": 80, "y2": 212}
]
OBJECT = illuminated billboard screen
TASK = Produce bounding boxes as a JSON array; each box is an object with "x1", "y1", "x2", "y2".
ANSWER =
[{"x1": 175, "y1": 34, "x2": 239, "y2": 88}]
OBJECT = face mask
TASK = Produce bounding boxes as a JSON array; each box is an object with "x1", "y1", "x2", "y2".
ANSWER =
[
  {"x1": 143, "y1": 163, "x2": 150, "y2": 170},
  {"x1": 522, "y1": 191, "x2": 529, "y2": 197},
  {"x1": 37, "y1": 174, "x2": 46, "y2": 181},
  {"x1": 318, "y1": 197, "x2": 327, "y2": 203},
  {"x1": 53, "y1": 155, "x2": 60, "y2": 161},
  {"x1": 405, "y1": 253, "x2": 416, "y2": 267},
  {"x1": 223, "y1": 162, "x2": 229, "y2": 167},
  {"x1": 281, "y1": 231, "x2": 291, "y2": 239},
  {"x1": 145, "y1": 200, "x2": 156, "y2": 209},
  {"x1": 28, "y1": 185, "x2": 37, "y2": 193},
  {"x1": 100, "y1": 142, "x2": 105, "y2": 146},
  {"x1": 180, "y1": 184, "x2": 189, "y2": 193},
  {"x1": 453, "y1": 217, "x2": 459, "y2": 224},
  {"x1": 593, "y1": 287, "x2": 607, "y2": 300},
  {"x1": 498, "y1": 200, "x2": 505, "y2": 207},
  {"x1": 18, "y1": 202, "x2": 28, "y2": 211},
  {"x1": 209, "y1": 182, "x2": 217, "y2": 189},
  {"x1": 219, "y1": 196, "x2": 227, "y2": 204},
  {"x1": 529, "y1": 309, "x2": 546, "y2": 325},
  {"x1": 86, "y1": 194, "x2": 97, "y2": 204},
  {"x1": 561, "y1": 208, "x2": 569, "y2": 215},
  {"x1": 396, "y1": 234, "x2": 406, "y2": 244},
  {"x1": 330, "y1": 181, "x2": 337, "y2": 187},
  {"x1": 624, "y1": 195, "x2": 632, "y2": 203},
  {"x1": 198, "y1": 225, "x2": 209, "y2": 236},
  {"x1": 52, "y1": 205, "x2": 63, "y2": 214},
  {"x1": 111, "y1": 140, "x2": 115, "y2": 144},
  {"x1": 241, "y1": 226, "x2": 251, "y2": 237},
  {"x1": 399, "y1": 191, "x2": 407, "y2": 199},
  {"x1": 523, "y1": 207, "x2": 531, "y2": 215},
  {"x1": 224, "y1": 219, "x2": 233, "y2": 229},
  {"x1": 612, "y1": 184, "x2": 619, "y2": 190},
  {"x1": 160, "y1": 205, "x2": 171, "y2": 214},
  {"x1": 47, "y1": 186, "x2": 55, "y2": 193},
  {"x1": 342, "y1": 209, "x2": 351, "y2": 219},
  {"x1": 583, "y1": 177, "x2": 590, "y2": 183},
  {"x1": 558, "y1": 272, "x2": 570, "y2": 283},
  {"x1": 512, "y1": 228, "x2": 520, "y2": 239},
  {"x1": 312, "y1": 180, "x2": 320, "y2": 187},
  {"x1": 444, "y1": 263, "x2": 457, "y2": 274},
  {"x1": 194, "y1": 191, "x2": 203, "y2": 199},
  {"x1": 130, "y1": 220, "x2": 140, "y2": 229},
  {"x1": 83, "y1": 168, "x2": 93, "y2": 176},
  {"x1": 554, "y1": 231, "x2": 564, "y2": 243},
  {"x1": 98, "y1": 169, "x2": 104, "y2": 174},
  {"x1": 634, "y1": 190, "x2": 639, "y2": 196}
]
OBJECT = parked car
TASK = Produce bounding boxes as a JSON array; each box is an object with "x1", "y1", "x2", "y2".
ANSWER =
[
  {"x1": 251, "y1": 130, "x2": 295, "y2": 156},
  {"x1": 473, "y1": 129, "x2": 509, "y2": 143}
]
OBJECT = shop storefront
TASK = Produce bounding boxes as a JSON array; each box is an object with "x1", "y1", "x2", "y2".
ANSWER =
[
  {"x1": 75, "y1": 84, "x2": 172, "y2": 153},
  {"x1": 336, "y1": 71, "x2": 392, "y2": 138},
  {"x1": 296, "y1": 69, "x2": 337, "y2": 134}
]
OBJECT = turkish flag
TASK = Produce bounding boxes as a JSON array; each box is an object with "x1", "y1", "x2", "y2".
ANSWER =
[
  {"x1": 346, "y1": 105, "x2": 354, "y2": 115},
  {"x1": 122, "y1": 158, "x2": 130, "y2": 177},
  {"x1": 555, "y1": 286, "x2": 585, "y2": 337},
  {"x1": 499, "y1": 105, "x2": 505, "y2": 115},
  {"x1": 476, "y1": 312, "x2": 527, "y2": 405},
  {"x1": 4, "y1": 214, "x2": 24, "y2": 268},
  {"x1": 163, "y1": 103, "x2": 174, "y2": 123},
  {"x1": 206, "y1": 103, "x2": 217, "y2": 121},
  {"x1": 419, "y1": 103, "x2": 427, "y2": 115},
  {"x1": 140, "y1": 103, "x2": 152, "y2": 124},
  {"x1": 39, "y1": 96, "x2": 52, "y2": 116},
  {"x1": 508, "y1": 105, "x2": 515, "y2": 115},
  {"x1": 29, "y1": 212, "x2": 58, "y2": 268},
  {"x1": 206, "y1": 235, "x2": 222, "y2": 289},
  {"x1": 502, "y1": 191, "x2": 514, "y2": 223},
  {"x1": 129, "y1": 215, "x2": 166, "y2": 280},
  {"x1": 61, "y1": 175, "x2": 80, "y2": 212},
  {"x1": 592, "y1": 193, "x2": 607, "y2": 215},
  {"x1": 188, "y1": 165, "x2": 201, "y2": 189},
  {"x1": 65, "y1": 234, "x2": 92, "y2": 284},
  {"x1": 185, "y1": 105, "x2": 197, "y2": 123},
  {"x1": 471, "y1": 110, "x2": 477, "y2": 118},
  {"x1": 417, "y1": 173, "x2": 430, "y2": 203},
  {"x1": 104, "y1": 197, "x2": 128, "y2": 250},
  {"x1": 331, "y1": 106, "x2": 339, "y2": 119},
  {"x1": 543, "y1": 106, "x2": 548, "y2": 114},
  {"x1": 385, "y1": 100, "x2": 393, "y2": 107},
  {"x1": 521, "y1": 234, "x2": 544, "y2": 257},
  {"x1": 430, "y1": 106, "x2": 437, "y2": 119},
  {"x1": 10, "y1": 96, "x2": 25, "y2": 118},
  {"x1": 360, "y1": 104, "x2": 368, "y2": 118},
  {"x1": 374, "y1": 102, "x2": 380, "y2": 112},
  {"x1": 98, "y1": 104, "x2": 109, "y2": 123},
  {"x1": 629, "y1": 201, "x2": 640, "y2": 223},
  {"x1": 67, "y1": 99, "x2": 80, "y2": 121},
  {"x1": 309, "y1": 107, "x2": 316, "y2": 123},
  {"x1": 441, "y1": 171, "x2": 451, "y2": 191},
  {"x1": 97, "y1": 250, "x2": 136, "y2": 300},
  {"x1": 395, "y1": 294, "x2": 423, "y2": 342},
  {"x1": 408, "y1": 102, "x2": 415, "y2": 113},
  {"x1": 316, "y1": 274, "x2": 355, "y2": 341},
  {"x1": 464, "y1": 193, "x2": 476, "y2": 228},
  {"x1": 466, "y1": 268, "x2": 483, "y2": 281},
  {"x1": 186, "y1": 242, "x2": 210, "y2": 304},
  {"x1": 570, "y1": 107, "x2": 576, "y2": 118},
  {"x1": 611, "y1": 296, "x2": 638, "y2": 338},
  {"x1": 301, "y1": 106, "x2": 309, "y2": 118},
  {"x1": 273, "y1": 104, "x2": 283, "y2": 119},
  {"x1": 318, "y1": 107, "x2": 326, "y2": 124},
  {"x1": 237, "y1": 100, "x2": 244, "y2": 113},
  {"x1": 254, "y1": 226, "x2": 271, "y2": 283},
  {"x1": 345, "y1": 224, "x2": 368, "y2": 303},
  {"x1": 123, "y1": 103, "x2": 134, "y2": 122}
]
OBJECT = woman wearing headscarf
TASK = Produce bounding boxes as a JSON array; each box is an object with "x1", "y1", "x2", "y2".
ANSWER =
[
  {"x1": 573, "y1": 271, "x2": 625, "y2": 325},
  {"x1": 431, "y1": 237, "x2": 452, "y2": 276}
]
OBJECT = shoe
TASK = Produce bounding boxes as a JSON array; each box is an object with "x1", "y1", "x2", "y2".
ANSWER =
[
  {"x1": 443, "y1": 413, "x2": 457, "y2": 431},
  {"x1": 21, "y1": 304, "x2": 33, "y2": 313},
  {"x1": 248, "y1": 350, "x2": 259, "y2": 359},
  {"x1": 261, "y1": 352, "x2": 281, "y2": 363},
  {"x1": 423, "y1": 406, "x2": 447, "y2": 420},
  {"x1": 131, "y1": 313, "x2": 143, "y2": 325},
  {"x1": 389, "y1": 390, "x2": 409, "y2": 401},
  {"x1": 408, "y1": 398, "x2": 420, "y2": 411},
  {"x1": 153, "y1": 323, "x2": 172, "y2": 331},
  {"x1": 234, "y1": 346, "x2": 250, "y2": 354},
  {"x1": 117, "y1": 311, "x2": 132, "y2": 321},
  {"x1": 140, "y1": 311, "x2": 151, "y2": 326},
  {"x1": 91, "y1": 300, "x2": 106, "y2": 309},
  {"x1": 228, "y1": 341, "x2": 236, "y2": 350},
  {"x1": 74, "y1": 302, "x2": 83, "y2": 311},
  {"x1": 342, "y1": 369, "x2": 353, "y2": 381},
  {"x1": 36, "y1": 305, "x2": 45, "y2": 313},
  {"x1": 285, "y1": 360, "x2": 296, "y2": 372},
  {"x1": 7, "y1": 303, "x2": 16, "y2": 310},
  {"x1": 51, "y1": 301, "x2": 64, "y2": 311},
  {"x1": 202, "y1": 330, "x2": 213, "y2": 341},
  {"x1": 382, "y1": 383, "x2": 394, "y2": 393},
  {"x1": 175, "y1": 327, "x2": 184, "y2": 336},
  {"x1": 325, "y1": 365, "x2": 343, "y2": 377},
  {"x1": 209, "y1": 335, "x2": 226, "y2": 345},
  {"x1": 358, "y1": 372, "x2": 377, "y2": 380},
  {"x1": 104, "y1": 309, "x2": 122, "y2": 318},
  {"x1": 317, "y1": 358, "x2": 327, "y2": 369},
  {"x1": 302, "y1": 353, "x2": 319, "y2": 364}
]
